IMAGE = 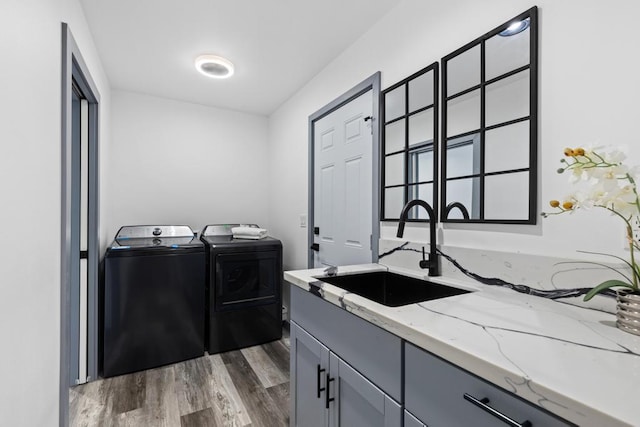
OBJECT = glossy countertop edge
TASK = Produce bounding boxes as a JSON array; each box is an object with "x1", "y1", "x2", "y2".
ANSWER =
[{"x1": 284, "y1": 264, "x2": 637, "y2": 427}]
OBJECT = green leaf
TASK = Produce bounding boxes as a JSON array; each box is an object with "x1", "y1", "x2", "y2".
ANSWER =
[{"x1": 583, "y1": 280, "x2": 635, "y2": 301}]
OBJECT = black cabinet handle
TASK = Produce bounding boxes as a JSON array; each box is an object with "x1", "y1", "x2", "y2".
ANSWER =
[
  {"x1": 316, "y1": 364, "x2": 326, "y2": 398},
  {"x1": 325, "y1": 373, "x2": 335, "y2": 409},
  {"x1": 463, "y1": 393, "x2": 532, "y2": 427}
]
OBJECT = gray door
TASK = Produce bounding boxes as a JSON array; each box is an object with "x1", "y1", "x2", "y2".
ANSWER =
[
  {"x1": 71, "y1": 83, "x2": 92, "y2": 384},
  {"x1": 329, "y1": 353, "x2": 401, "y2": 427},
  {"x1": 312, "y1": 90, "x2": 373, "y2": 268},
  {"x1": 61, "y1": 24, "x2": 101, "y2": 401},
  {"x1": 290, "y1": 322, "x2": 330, "y2": 427}
]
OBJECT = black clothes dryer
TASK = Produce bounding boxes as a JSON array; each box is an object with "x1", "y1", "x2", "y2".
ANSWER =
[
  {"x1": 201, "y1": 224, "x2": 282, "y2": 354},
  {"x1": 102, "y1": 225, "x2": 205, "y2": 377}
]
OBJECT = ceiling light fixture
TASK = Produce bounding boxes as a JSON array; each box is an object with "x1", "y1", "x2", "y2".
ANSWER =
[
  {"x1": 499, "y1": 18, "x2": 530, "y2": 37},
  {"x1": 195, "y1": 54, "x2": 235, "y2": 79}
]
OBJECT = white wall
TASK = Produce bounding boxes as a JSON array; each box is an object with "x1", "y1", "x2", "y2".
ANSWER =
[
  {"x1": 107, "y1": 90, "x2": 269, "y2": 238},
  {"x1": 268, "y1": 0, "x2": 640, "y2": 271},
  {"x1": 0, "y1": 0, "x2": 111, "y2": 425}
]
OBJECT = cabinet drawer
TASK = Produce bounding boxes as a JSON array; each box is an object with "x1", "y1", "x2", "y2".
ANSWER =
[
  {"x1": 290, "y1": 284, "x2": 402, "y2": 402},
  {"x1": 405, "y1": 342, "x2": 574, "y2": 427}
]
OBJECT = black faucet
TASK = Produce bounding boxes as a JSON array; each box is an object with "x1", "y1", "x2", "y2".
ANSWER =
[{"x1": 396, "y1": 199, "x2": 441, "y2": 277}]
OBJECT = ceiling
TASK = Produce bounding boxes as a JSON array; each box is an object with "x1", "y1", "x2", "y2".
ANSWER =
[{"x1": 79, "y1": 0, "x2": 400, "y2": 116}]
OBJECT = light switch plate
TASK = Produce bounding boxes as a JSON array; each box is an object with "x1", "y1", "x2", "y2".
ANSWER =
[{"x1": 299, "y1": 214, "x2": 307, "y2": 228}]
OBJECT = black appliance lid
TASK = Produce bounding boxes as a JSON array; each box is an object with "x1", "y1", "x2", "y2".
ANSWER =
[{"x1": 200, "y1": 234, "x2": 280, "y2": 247}]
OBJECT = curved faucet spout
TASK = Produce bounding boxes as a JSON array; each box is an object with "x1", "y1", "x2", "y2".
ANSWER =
[
  {"x1": 396, "y1": 199, "x2": 440, "y2": 276},
  {"x1": 444, "y1": 201, "x2": 470, "y2": 220}
]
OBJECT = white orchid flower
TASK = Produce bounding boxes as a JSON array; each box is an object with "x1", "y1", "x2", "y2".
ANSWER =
[{"x1": 543, "y1": 145, "x2": 640, "y2": 300}]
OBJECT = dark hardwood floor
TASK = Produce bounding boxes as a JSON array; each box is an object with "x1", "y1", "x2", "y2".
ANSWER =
[{"x1": 70, "y1": 330, "x2": 290, "y2": 426}]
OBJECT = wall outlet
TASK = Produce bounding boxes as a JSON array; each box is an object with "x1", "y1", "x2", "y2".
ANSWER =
[{"x1": 299, "y1": 214, "x2": 307, "y2": 228}]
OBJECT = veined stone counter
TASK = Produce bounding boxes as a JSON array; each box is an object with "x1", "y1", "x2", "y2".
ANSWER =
[{"x1": 285, "y1": 263, "x2": 640, "y2": 427}]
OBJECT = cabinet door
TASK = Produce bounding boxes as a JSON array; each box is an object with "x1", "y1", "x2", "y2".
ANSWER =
[
  {"x1": 290, "y1": 322, "x2": 330, "y2": 427},
  {"x1": 329, "y1": 353, "x2": 401, "y2": 427},
  {"x1": 404, "y1": 410, "x2": 427, "y2": 427}
]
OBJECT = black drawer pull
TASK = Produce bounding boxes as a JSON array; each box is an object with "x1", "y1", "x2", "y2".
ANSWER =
[
  {"x1": 325, "y1": 373, "x2": 335, "y2": 409},
  {"x1": 316, "y1": 364, "x2": 326, "y2": 398},
  {"x1": 463, "y1": 393, "x2": 532, "y2": 427}
]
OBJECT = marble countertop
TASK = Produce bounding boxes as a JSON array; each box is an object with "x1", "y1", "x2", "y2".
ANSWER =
[{"x1": 285, "y1": 263, "x2": 640, "y2": 427}]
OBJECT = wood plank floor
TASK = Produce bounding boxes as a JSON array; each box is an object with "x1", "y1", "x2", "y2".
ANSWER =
[{"x1": 70, "y1": 330, "x2": 290, "y2": 427}]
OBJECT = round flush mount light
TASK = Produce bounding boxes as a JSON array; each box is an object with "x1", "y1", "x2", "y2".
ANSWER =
[
  {"x1": 195, "y1": 54, "x2": 234, "y2": 79},
  {"x1": 499, "y1": 18, "x2": 530, "y2": 37}
]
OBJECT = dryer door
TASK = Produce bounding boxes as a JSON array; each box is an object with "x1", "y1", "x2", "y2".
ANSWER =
[{"x1": 214, "y1": 250, "x2": 280, "y2": 311}]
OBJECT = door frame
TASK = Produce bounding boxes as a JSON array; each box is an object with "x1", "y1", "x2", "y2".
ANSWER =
[
  {"x1": 307, "y1": 73, "x2": 381, "y2": 268},
  {"x1": 61, "y1": 22, "x2": 101, "y2": 427}
]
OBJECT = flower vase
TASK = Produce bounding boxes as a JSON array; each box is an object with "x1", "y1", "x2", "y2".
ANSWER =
[{"x1": 616, "y1": 289, "x2": 640, "y2": 336}]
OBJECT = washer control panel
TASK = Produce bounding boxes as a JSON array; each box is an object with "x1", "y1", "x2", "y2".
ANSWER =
[
  {"x1": 116, "y1": 225, "x2": 195, "y2": 239},
  {"x1": 202, "y1": 224, "x2": 258, "y2": 236}
]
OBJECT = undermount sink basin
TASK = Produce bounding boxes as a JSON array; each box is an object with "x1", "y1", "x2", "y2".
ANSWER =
[{"x1": 318, "y1": 271, "x2": 470, "y2": 307}]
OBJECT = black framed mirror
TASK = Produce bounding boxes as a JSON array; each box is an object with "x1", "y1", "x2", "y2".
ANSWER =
[
  {"x1": 381, "y1": 63, "x2": 439, "y2": 221},
  {"x1": 441, "y1": 6, "x2": 538, "y2": 224}
]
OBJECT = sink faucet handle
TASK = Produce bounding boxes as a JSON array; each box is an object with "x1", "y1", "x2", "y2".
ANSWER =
[
  {"x1": 419, "y1": 246, "x2": 429, "y2": 269},
  {"x1": 324, "y1": 265, "x2": 338, "y2": 277}
]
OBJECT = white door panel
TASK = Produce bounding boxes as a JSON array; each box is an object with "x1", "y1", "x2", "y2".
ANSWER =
[
  {"x1": 344, "y1": 156, "x2": 363, "y2": 247},
  {"x1": 313, "y1": 90, "x2": 373, "y2": 267}
]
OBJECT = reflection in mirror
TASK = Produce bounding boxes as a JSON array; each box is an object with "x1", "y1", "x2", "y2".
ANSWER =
[
  {"x1": 385, "y1": 120, "x2": 405, "y2": 154},
  {"x1": 409, "y1": 72, "x2": 434, "y2": 111},
  {"x1": 446, "y1": 89, "x2": 481, "y2": 137},
  {"x1": 485, "y1": 121, "x2": 529, "y2": 173},
  {"x1": 382, "y1": 62, "x2": 439, "y2": 220},
  {"x1": 385, "y1": 86, "x2": 405, "y2": 122},
  {"x1": 409, "y1": 109, "x2": 434, "y2": 146},
  {"x1": 408, "y1": 184, "x2": 434, "y2": 219},
  {"x1": 446, "y1": 177, "x2": 480, "y2": 220},
  {"x1": 384, "y1": 186, "x2": 405, "y2": 219},
  {"x1": 441, "y1": 6, "x2": 537, "y2": 223},
  {"x1": 486, "y1": 18, "x2": 530, "y2": 80},
  {"x1": 485, "y1": 70, "x2": 529, "y2": 126},
  {"x1": 385, "y1": 153, "x2": 404, "y2": 186},
  {"x1": 408, "y1": 146, "x2": 434, "y2": 184},
  {"x1": 484, "y1": 171, "x2": 529, "y2": 220},
  {"x1": 447, "y1": 44, "x2": 481, "y2": 95},
  {"x1": 446, "y1": 134, "x2": 480, "y2": 178},
  {"x1": 444, "y1": 202, "x2": 470, "y2": 219}
]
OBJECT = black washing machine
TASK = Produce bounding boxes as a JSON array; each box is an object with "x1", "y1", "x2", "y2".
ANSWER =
[
  {"x1": 201, "y1": 224, "x2": 282, "y2": 354},
  {"x1": 102, "y1": 225, "x2": 205, "y2": 377}
]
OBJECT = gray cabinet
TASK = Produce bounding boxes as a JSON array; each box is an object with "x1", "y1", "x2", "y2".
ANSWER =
[
  {"x1": 329, "y1": 352, "x2": 401, "y2": 427},
  {"x1": 290, "y1": 282, "x2": 402, "y2": 427},
  {"x1": 289, "y1": 283, "x2": 572, "y2": 427},
  {"x1": 291, "y1": 322, "x2": 401, "y2": 427},
  {"x1": 290, "y1": 285, "x2": 402, "y2": 402},
  {"x1": 290, "y1": 322, "x2": 329, "y2": 427},
  {"x1": 404, "y1": 410, "x2": 426, "y2": 427},
  {"x1": 405, "y1": 342, "x2": 573, "y2": 427}
]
